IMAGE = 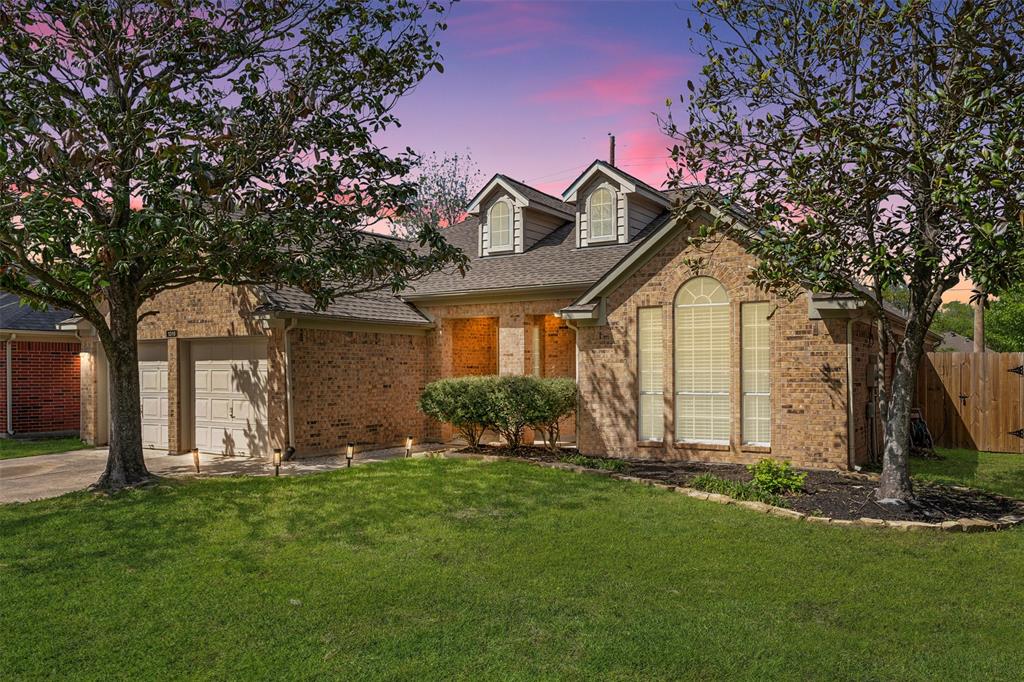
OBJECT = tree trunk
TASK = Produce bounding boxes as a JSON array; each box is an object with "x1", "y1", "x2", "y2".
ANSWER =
[
  {"x1": 94, "y1": 294, "x2": 151, "y2": 490},
  {"x1": 876, "y1": 323, "x2": 927, "y2": 504}
]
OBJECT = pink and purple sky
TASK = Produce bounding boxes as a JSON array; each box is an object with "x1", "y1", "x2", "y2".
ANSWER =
[{"x1": 378, "y1": 0, "x2": 696, "y2": 196}]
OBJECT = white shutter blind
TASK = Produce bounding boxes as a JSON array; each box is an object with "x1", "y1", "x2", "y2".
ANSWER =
[
  {"x1": 742, "y1": 303, "x2": 771, "y2": 445},
  {"x1": 675, "y1": 277, "x2": 730, "y2": 443},
  {"x1": 489, "y1": 201, "x2": 511, "y2": 250},
  {"x1": 589, "y1": 188, "x2": 615, "y2": 240},
  {"x1": 638, "y1": 307, "x2": 663, "y2": 441}
]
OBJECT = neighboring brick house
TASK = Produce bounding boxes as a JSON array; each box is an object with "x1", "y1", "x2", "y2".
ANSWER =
[
  {"x1": 0, "y1": 293, "x2": 80, "y2": 438},
  {"x1": 71, "y1": 160, "x2": 934, "y2": 469}
]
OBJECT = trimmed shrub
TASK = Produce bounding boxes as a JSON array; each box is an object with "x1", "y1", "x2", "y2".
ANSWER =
[
  {"x1": 418, "y1": 375, "x2": 580, "y2": 452},
  {"x1": 528, "y1": 378, "x2": 577, "y2": 451},
  {"x1": 488, "y1": 375, "x2": 540, "y2": 451},
  {"x1": 418, "y1": 376, "x2": 496, "y2": 448},
  {"x1": 747, "y1": 458, "x2": 807, "y2": 495}
]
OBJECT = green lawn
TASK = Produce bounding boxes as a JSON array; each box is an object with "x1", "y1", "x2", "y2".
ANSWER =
[
  {"x1": 913, "y1": 447, "x2": 1024, "y2": 499},
  {"x1": 0, "y1": 437, "x2": 88, "y2": 460},
  {"x1": 3, "y1": 459, "x2": 1024, "y2": 680}
]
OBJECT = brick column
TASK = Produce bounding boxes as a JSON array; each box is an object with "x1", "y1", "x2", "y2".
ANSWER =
[
  {"x1": 498, "y1": 310, "x2": 527, "y2": 375},
  {"x1": 166, "y1": 338, "x2": 183, "y2": 454}
]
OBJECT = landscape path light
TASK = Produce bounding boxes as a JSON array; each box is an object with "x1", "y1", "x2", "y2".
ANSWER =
[{"x1": 346, "y1": 443, "x2": 354, "y2": 468}]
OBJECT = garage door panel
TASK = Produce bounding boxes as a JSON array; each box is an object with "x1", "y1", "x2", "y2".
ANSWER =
[
  {"x1": 139, "y1": 360, "x2": 168, "y2": 450},
  {"x1": 194, "y1": 354, "x2": 268, "y2": 457}
]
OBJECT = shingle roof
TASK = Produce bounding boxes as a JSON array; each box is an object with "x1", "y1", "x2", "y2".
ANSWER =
[
  {"x1": 254, "y1": 285, "x2": 431, "y2": 326},
  {"x1": 404, "y1": 208, "x2": 675, "y2": 298},
  {"x1": 0, "y1": 292, "x2": 76, "y2": 332},
  {"x1": 498, "y1": 175, "x2": 575, "y2": 215}
]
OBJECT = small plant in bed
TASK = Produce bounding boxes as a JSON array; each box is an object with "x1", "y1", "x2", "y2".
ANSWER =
[
  {"x1": 561, "y1": 454, "x2": 628, "y2": 472},
  {"x1": 691, "y1": 473, "x2": 788, "y2": 507},
  {"x1": 747, "y1": 458, "x2": 807, "y2": 494}
]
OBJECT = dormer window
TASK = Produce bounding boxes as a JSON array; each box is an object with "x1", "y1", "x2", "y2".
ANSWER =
[
  {"x1": 488, "y1": 199, "x2": 512, "y2": 251},
  {"x1": 588, "y1": 187, "x2": 616, "y2": 241}
]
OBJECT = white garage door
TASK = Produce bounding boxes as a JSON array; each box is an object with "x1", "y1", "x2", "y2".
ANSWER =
[
  {"x1": 194, "y1": 348, "x2": 268, "y2": 457},
  {"x1": 139, "y1": 360, "x2": 168, "y2": 450}
]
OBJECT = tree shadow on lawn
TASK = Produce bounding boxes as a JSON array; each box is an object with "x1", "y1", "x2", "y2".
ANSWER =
[{"x1": 0, "y1": 459, "x2": 619, "y2": 574}]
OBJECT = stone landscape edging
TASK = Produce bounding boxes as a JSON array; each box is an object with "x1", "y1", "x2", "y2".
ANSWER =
[{"x1": 441, "y1": 451, "x2": 1024, "y2": 533}]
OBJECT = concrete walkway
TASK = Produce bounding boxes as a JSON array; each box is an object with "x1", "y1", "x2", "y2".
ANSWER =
[{"x1": 0, "y1": 444, "x2": 447, "y2": 504}]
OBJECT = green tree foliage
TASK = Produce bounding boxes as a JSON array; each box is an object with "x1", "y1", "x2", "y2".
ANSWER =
[
  {"x1": 392, "y1": 151, "x2": 481, "y2": 239},
  {"x1": 0, "y1": 0, "x2": 466, "y2": 488},
  {"x1": 931, "y1": 301, "x2": 975, "y2": 339},
  {"x1": 666, "y1": 0, "x2": 1024, "y2": 502},
  {"x1": 986, "y1": 284, "x2": 1024, "y2": 352}
]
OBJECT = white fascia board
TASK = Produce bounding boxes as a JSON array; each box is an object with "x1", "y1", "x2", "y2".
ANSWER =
[{"x1": 467, "y1": 176, "x2": 529, "y2": 215}]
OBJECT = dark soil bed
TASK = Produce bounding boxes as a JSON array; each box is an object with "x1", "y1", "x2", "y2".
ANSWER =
[{"x1": 467, "y1": 446, "x2": 1024, "y2": 523}]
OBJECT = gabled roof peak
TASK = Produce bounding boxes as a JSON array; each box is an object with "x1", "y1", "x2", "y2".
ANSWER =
[
  {"x1": 466, "y1": 173, "x2": 573, "y2": 218},
  {"x1": 561, "y1": 159, "x2": 669, "y2": 206}
]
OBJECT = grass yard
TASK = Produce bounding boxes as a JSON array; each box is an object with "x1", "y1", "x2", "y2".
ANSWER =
[
  {"x1": 3, "y1": 458, "x2": 1024, "y2": 681},
  {"x1": 0, "y1": 437, "x2": 88, "y2": 460},
  {"x1": 913, "y1": 447, "x2": 1024, "y2": 499}
]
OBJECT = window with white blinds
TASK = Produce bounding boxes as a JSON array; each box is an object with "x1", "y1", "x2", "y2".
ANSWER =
[
  {"x1": 675, "y1": 277, "x2": 730, "y2": 443},
  {"x1": 742, "y1": 302, "x2": 771, "y2": 445},
  {"x1": 637, "y1": 307, "x2": 663, "y2": 441},
  {"x1": 588, "y1": 187, "x2": 615, "y2": 241}
]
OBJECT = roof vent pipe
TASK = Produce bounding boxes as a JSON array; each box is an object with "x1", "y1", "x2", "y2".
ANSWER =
[{"x1": 608, "y1": 133, "x2": 615, "y2": 166}]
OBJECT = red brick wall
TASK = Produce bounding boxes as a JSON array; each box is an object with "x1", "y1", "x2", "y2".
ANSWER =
[
  {"x1": 289, "y1": 327, "x2": 430, "y2": 455},
  {"x1": 1, "y1": 340, "x2": 80, "y2": 435},
  {"x1": 450, "y1": 317, "x2": 498, "y2": 376},
  {"x1": 576, "y1": 221, "x2": 852, "y2": 470}
]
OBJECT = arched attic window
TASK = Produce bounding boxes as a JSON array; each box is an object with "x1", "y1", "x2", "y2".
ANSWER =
[
  {"x1": 488, "y1": 199, "x2": 512, "y2": 251},
  {"x1": 588, "y1": 187, "x2": 615, "y2": 241}
]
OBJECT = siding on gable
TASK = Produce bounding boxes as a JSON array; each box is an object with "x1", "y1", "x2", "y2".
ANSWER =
[
  {"x1": 522, "y1": 209, "x2": 565, "y2": 251},
  {"x1": 479, "y1": 190, "x2": 565, "y2": 255},
  {"x1": 628, "y1": 194, "x2": 663, "y2": 240}
]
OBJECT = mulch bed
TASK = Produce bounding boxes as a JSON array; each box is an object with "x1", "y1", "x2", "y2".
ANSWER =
[{"x1": 466, "y1": 446, "x2": 1024, "y2": 523}]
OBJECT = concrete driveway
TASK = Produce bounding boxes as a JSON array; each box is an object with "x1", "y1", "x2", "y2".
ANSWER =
[{"x1": 0, "y1": 444, "x2": 445, "y2": 504}]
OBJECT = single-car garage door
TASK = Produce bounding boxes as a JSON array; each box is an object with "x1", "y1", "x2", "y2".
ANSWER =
[
  {"x1": 139, "y1": 359, "x2": 168, "y2": 450},
  {"x1": 193, "y1": 339, "x2": 268, "y2": 457}
]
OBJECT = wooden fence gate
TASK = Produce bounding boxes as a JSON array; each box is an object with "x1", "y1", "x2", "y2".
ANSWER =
[{"x1": 916, "y1": 352, "x2": 1024, "y2": 454}]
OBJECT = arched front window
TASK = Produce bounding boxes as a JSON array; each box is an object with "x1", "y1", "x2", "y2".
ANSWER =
[
  {"x1": 675, "y1": 277, "x2": 730, "y2": 443},
  {"x1": 488, "y1": 200, "x2": 512, "y2": 251},
  {"x1": 588, "y1": 187, "x2": 615, "y2": 241}
]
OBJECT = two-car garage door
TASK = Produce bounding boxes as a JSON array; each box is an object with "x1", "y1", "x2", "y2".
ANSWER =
[
  {"x1": 192, "y1": 340, "x2": 269, "y2": 457},
  {"x1": 135, "y1": 339, "x2": 268, "y2": 456}
]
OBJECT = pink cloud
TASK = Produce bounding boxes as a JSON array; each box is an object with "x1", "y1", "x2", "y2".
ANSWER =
[{"x1": 530, "y1": 60, "x2": 683, "y2": 117}]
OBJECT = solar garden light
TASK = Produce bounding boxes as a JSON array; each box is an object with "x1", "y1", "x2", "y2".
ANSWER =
[
  {"x1": 273, "y1": 448, "x2": 282, "y2": 477},
  {"x1": 346, "y1": 443, "x2": 354, "y2": 468},
  {"x1": 191, "y1": 448, "x2": 200, "y2": 474},
  {"x1": 405, "y1": 435, "x2": 413, "y2": 458}
]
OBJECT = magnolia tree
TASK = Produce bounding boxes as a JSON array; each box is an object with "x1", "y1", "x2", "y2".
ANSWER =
[
  {"x1": 666, "y1": 0, "x2": 1024, "y2": 502},
  {"x1": 0, "y1": 0, "x2": 467, "y2": 489}
]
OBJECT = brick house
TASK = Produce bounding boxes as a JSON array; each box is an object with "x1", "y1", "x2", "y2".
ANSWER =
[
  {"x1": 0, "y1": 292, "x2": 81, "y2": 438},
  {"x1": 72, "y1": 161, "x2": 933, "y2": 469}
]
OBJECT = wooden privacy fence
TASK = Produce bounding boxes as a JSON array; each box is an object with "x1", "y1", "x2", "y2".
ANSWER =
[{"x1": 916, "y1": 352, "x2": 1024, "y2": 454}]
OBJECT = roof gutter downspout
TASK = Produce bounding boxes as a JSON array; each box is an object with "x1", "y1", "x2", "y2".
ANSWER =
[
  {"x1": 283, "y1": 318, "x2": 298, "y2": 460},
  {"x1": 846, "y1": 318, "x2": 856, "y2": 471},
  {"x1": 562, "y1": 317, "x2": 582, "y2": 451},
  {"x1": 5, "y1": 334, "x2": 15, "y2": 436}
]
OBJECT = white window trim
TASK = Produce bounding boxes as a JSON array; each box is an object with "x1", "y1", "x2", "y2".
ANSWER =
[
  {"x1": 488, "y1": 199, "x2": 513, "y2": 253},
  {"x1": 587, "y1": 186, "x2": 617, "y2": 243},
  {"x1": 741, "y1": 302, "x2": 771, "y2": 446}
]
